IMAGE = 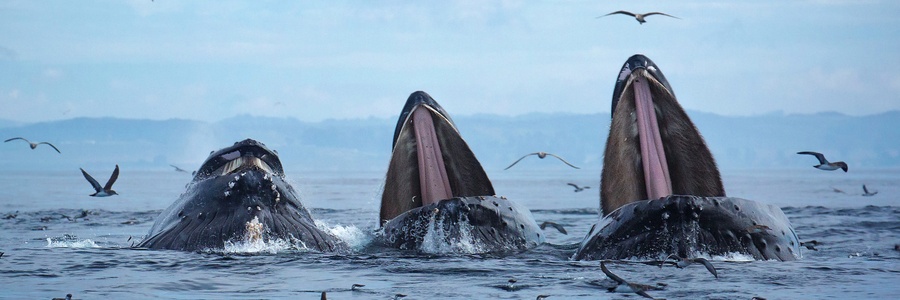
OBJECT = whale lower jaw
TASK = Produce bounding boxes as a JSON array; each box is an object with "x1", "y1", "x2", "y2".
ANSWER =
[
  {"x1": 574, "y1": 195, "x2": 801, "y2": 261},
  {"x1": 137, "y1": 170, "x2": 345, "y2": 252},
  {"x1": 379, "y1": 196, "x2": 544, "y2": 254},
  {"x1": 137, "y1": 203, "x2": 342, "y2": 252}
]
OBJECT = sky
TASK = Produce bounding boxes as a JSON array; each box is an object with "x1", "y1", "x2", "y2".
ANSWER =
[{"x1": 1, "y1": 0, "x2": 898, "y2": 123}]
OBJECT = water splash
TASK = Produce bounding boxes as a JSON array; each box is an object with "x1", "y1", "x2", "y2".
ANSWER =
[
  {"x1": 419, "y1": 211, "x2": 487, "y2": 254},
  {"x1": 46, "y1": 238, "x2": 99, "y2": 248},
  {"x1": 220, "y1": 238, "x2": 296, "y2": 254},
  {"x1": 315, "y1": 220, "x2": 370, "y2": 250}
]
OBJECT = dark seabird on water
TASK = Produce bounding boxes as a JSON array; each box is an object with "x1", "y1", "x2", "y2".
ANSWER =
[
  {"x1": 504, "y1": 152, "x2": 580, "y2": 170},
  {"x1": 394, "y1": 293, "x2": 407, "y2": 300},
  {"x1": 567, "y1": 183, "x2": 590, "y2": 192},
  {"x1": 659, "y1": 254, "x2": 718, "y2": 278},
  {"x1": 536, "y1": 295, "x2": 550, "y2": 300},
  {"x1": 862, "y1": 184, "x2": 878, "y2": 196},
  {"x1": 601, "y1": 262, "x2": 664, "y2": 299},
  {"x1": 800, "y1": 240, "x2": 821, "y2": 251},
  {"x1": 51, "y1": 294, "x2": 73, "y2": 300},
  {"x1": 351, "y1": 283, "x2": 365, "y2": 291},
  {"x1": 598, "y1": 10, "x2": 680, "y2": 24},
  {"x1": 797, "y1": 151, "x2": 848, "y2": 172},
  {"x1": 80, "y1": 165, "x2": 120, "y2": 197},
  {"x1": 540, "y1": 221, "x2": 568, "y2": 235},
  {"x1": 4, "y1": 137, "x2": 61, "y2": 153}
]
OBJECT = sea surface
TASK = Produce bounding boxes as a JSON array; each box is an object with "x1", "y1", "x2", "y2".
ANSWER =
[{"x1": 1, "y1": 168, "x2": 898, "y2": 299}]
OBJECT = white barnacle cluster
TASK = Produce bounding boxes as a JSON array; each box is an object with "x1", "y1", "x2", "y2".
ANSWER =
[{"x1": 244, "y1": 216, "x2": 264, "y2": 244}]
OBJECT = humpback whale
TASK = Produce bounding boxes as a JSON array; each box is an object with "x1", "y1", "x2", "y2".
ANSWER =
[
  {"x1": 138, "y1": 139, "x2": 345, "y2": 252},
  {"x1": 574, "y1": 55, "x2": 800, "y2": 261},
  {"x1": 378, "y1": 91, "x2": 543, "y2": 252}
]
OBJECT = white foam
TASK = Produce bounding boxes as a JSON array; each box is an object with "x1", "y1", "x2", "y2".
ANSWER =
[
  {"x1": 315, "y1": 220, "x2": 371, "y2": 250},
  {"x1": 221, "y1": 238, "x2": 296, "y2": 254},
  {"x1": 45, "y1": 238, "x2": 99, "y2": 248}
]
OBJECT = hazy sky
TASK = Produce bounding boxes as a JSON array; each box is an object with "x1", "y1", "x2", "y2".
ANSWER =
[{"x1": 1, "y1": 0, "x2": 898, "y2": 123}]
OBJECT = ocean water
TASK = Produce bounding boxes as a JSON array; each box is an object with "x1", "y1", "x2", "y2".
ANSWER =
[{"x1": 0, "y1": 168, "x2": 898, "y2": 299}]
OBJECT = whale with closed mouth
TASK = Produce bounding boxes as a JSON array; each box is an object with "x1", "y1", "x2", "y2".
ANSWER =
[
  {"x1": 378, "y1": 91, "x2": 543, "y2": 253},
  {"x1": 138, "y1": 139, "x2": 346, "y2": 252},
  {"x1": 574, "y1": 55, "x2": 800, "y2": 261}
]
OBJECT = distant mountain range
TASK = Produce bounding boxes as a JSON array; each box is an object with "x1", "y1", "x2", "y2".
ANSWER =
[{"x1": 1, "y1": 111, "x2": 898, "y2": 172}]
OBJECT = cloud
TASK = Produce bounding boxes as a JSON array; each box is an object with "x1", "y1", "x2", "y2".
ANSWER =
[{"x1": 42, "y1": 68, "x2": 63, "y2": 80}]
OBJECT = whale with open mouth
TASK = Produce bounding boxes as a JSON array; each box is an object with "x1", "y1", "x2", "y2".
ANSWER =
[
  {"x1": 574, "y1": 55, "x2": 800, "y2": 261},
  {"x1": 378, "y1": 91, "x2": 543, "y2": 253},
  {"x1": 138, "y1": 139, "x2": 346, "y2": 252}
]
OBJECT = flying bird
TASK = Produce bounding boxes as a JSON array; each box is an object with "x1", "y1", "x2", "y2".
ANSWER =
[
  {"x1": 170, "y1": 164, "x2": 189, "y2": 173},
  {"x1": 505, "y1": 152, "x2": 580, "y2": 170},
  {"x1": 567, "y1": 183, "x2": 590, "y2": 192},
  {"x1": 4, "y1": 137, "x2": 61, "y2": 153},
  {"x1": 540, "y1": 221, "x2": 568, "y2": 235},
  {"x1": 601, "y1": 262, "x2": 664, "y2": 299},
  {"x1": 862, "y1": 184, "x2": 878, "y2": 196},
  {"x1": 797, "y1": 151, "x2": 848, "y2": 172},
  {"x1": 598, "y1": 11, "x2": 680, "y2": 24},
  {"x1": 80, "y1": 165, "x2": 120, "y2": 197},
  {"x1": 659, "y1": 254, "x2": 718, "y2": 278}
]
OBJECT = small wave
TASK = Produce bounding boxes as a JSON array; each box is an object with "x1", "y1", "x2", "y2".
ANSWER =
[{"x1": 45, "y1": 238, "x2": 99, "y2": 248}]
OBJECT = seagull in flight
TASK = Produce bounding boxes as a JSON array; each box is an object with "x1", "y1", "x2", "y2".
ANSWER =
[
  {"x1": 4, "y1": 137, "x2": 61, "y2": 153},
  {"x1": 659, "y1": 254, "x2": 718, "y2": 278},
  {"x1": 601, "y1": 262, "x2": 664, "y2": 299},
  {"x1": 862, "y1": 184, "x2": 878, "y2": 196},
  {"x1": 170, "y1": 164, "x2": 189, "y2": 173},
  {"x1": 505, "y1": 152, "x2": 580, "y2": 170},
  {"x1": 567, "y1": 183, "x2": 590, "y2": 192},
  {"x1": 599, "y1": 11, "x2": 680, "y2": 24},
  {"x1": 80, "y1": 165, "x2": 120, "y2": 197},
  {"x1": 539, "y1": 221, "x2": 568, "y2": 235},
  {"x1": 797, "y1": 151, "x2": 848, "y2": 172}
]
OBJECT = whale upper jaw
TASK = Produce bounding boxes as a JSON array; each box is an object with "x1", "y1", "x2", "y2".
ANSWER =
[
  {"x1": 194, "y1": 138, "x2": 284, "y2": 180},
  {"x1": 601, "y1": 54, "x2": 724, "y2": 215},
  {"x1": 380, "y1": 91, "x2": 494, "y2": 225}
]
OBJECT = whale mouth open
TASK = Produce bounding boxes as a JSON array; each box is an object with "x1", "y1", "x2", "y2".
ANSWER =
[
  {"x1": 194, "y1": 139, "x2": 284, "y2": 179},
  {"x1": 378, "y1": 92, "x2": 542, "y2": 252},
  {"x1": 380, "y1": 91, "x2": 494, "y2": 225},
  {"x1": 602, "y1": 54, "x2": 724, "y2": 215},
  {"x1": 577, "y1": 54, "x2": 797, "y2": 261}
]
